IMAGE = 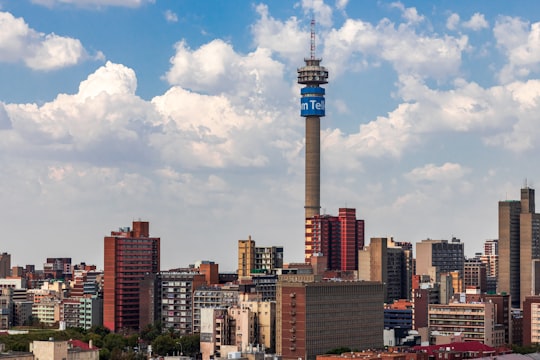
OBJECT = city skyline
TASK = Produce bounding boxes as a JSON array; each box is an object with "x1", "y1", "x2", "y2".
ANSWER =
[{"x1": 2, "y1": 1, "x2": 540, "y2": 271}]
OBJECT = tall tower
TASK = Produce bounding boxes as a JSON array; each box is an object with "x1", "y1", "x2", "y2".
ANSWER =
[
  {"x1": 298, "y1": 19, "x2": 328, "y2": 219},
  {"x1": 103, "y1": 220, "x2": 160, "y2": 332},
  {"x1": 498, "y1": 186, "x2": 540, "y2": 309}
]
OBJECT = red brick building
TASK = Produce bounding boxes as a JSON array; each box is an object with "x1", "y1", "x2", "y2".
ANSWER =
[
  {"x1": 103, "y1": 221, "x2": 160, "y2": 332},
  {"x1": 305, "y1": 208, "x2": 364, "y2": 271}
]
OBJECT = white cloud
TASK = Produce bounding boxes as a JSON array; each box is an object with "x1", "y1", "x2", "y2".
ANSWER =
[
  {"x1": 446, "y1": 13, "x2": 460, "y2": 31},
  {"x1": 31, "y1": 0, "x2": 153, "y2": 8},
  {"x1": 251, "y1": 4, "x2": 307, "y2": 63},
  {"x1": 0, "y1": 12, "x2": 90, "y2": 70},
  {"x1": 164, "y1": 38, "x2": 289, "y2": 109},
  {"x1": 405, "y1": 163, "x2": 468, "y2": 183},
  {"x1": 390, "y1": 2, "x2": 424, "y2": 24},
  {"x1": 336, "y1": 0, "x2": 348, "y2": 11},
  {"x1": 463, "y1": 13, "x2": 489, "y2": 31},
  {"x1": 323, "y1": 18, "x2": 468, "y2": 80},
  {"x1": 164, "y1": 10, "x2": 178, "y2": 23},
  {"x1": 301, "y1": 0, "x2": 333, "y2": 28},
  {"x1": 494, "y1": 16, "x2": 540, "y2": 83}
]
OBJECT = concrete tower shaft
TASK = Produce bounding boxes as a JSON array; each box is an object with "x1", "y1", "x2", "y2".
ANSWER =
[{"x1": 305, "y1": 116, "x2": 320, "y2": 218}]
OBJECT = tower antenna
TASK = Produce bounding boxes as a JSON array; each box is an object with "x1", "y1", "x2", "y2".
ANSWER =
[{"x1": 310, "y1": 18, "x2": 316, "y2": 60}]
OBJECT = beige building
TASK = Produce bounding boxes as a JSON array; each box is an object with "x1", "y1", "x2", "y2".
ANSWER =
[
  {"x1": 238, "y1": 237, "x2": 256, "y2": 278},
  {"x1": 499, "y1": 187, "x2": 540, "y2": 309},
  {"x1": 428, "y1": 302, "x2": 505, "y2": 347},
  {"x1": 358, "y1": 237, "x2": 409, "y2": 303},
  {"x1": 240, "y1": 299, "x2": 275, "y2": 352},
  {"x1": 416, "y1": 238, "x2": 464, "y2": 288}
]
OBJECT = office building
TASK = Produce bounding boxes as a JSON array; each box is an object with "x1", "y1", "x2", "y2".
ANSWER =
[
  {"x1": 0, "y1": 253, "x2": 10, "y2": 278},
  {"x1": 238, "y1": 237, "x2": 284, "y2": 277},
  {"x1": 359, "y1": 237, "x2": 409, "y2": 303},
  {"x1": 416, "y1": 238, "x2": 464, "y2": 285},
  {"x1": 463, "y1": 258, "x2": 487, "y2": 293},
  {"x1": 103, "y1": 220, "x2": 160, "y2": 332},
  {"x1": 498, "y1": 186, "x2": 540, "y2": 308},
  {"x1": 305, "y1": 208, "x2": 364, "y2": 271},
  {"x1": 277, "y1": 278, "x2": 384, "y2": 360}
]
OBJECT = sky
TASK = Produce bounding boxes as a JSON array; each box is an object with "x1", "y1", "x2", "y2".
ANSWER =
[{"x1": 1, "y1": 0, "x2": 540, "y2": 272}]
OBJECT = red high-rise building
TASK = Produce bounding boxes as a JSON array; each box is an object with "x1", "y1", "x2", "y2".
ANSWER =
[
  {"x1": 305, "y1": 208, "x2": 364, "y2": 271},
  {"x1": 103, "y1": 221, "x2": 160, "y2": 332}
]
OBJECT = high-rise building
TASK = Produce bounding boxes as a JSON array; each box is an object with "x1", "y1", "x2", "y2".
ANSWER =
[
  {"x1": 415, "y1": 238, "x2": 464, "y2": 285},
  {"x1": 305, "y1": 208, "x2": 364, "y2": 271},
  {"x1": 103, "y1": 220, "x2": 160, "y2": 332},
  {"x1": 277, "y1": 278, "x2": 384, "y2": 360},
  {"x1": 238, "y1": 237, "x2": 283, "y2": 277},
  {"x1": 238, "y1": 237, "x2": 255, "y2": 278},
  {"x1": 139, "y1": 271, "x2": 206, "y2": 335},
  {"x1": 0, "y1": 253, "x2": 11, "y2": 278},
  {"x1": 298, "y1": 20, "x2": 328, "y2": 220},
  {"x1": 463, "y1": 258, "x2": 487, "y2": 293},
  {"x1": 358, "y1": 237, "x2": 409, "y2": 303},
  {"x1": 498, "y1": 186, "x2": 540, "y2": 309}
]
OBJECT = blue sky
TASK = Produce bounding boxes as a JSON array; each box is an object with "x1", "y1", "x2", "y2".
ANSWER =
[{"x1": 2, "y1": 0, "x2": 540, "y2": 271}]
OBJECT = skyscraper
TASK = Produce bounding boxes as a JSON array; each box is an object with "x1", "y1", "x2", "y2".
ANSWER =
[
  {"x1": 103, "y1": 220, "x2": 160, "y2": 332},
  {"x1": 305, "y1": 208, "x2": 364, "y2": 271},
  {"x1": 298, "y1": 20, "x2": 328, "y2": 220},
  {"x1": 498, "y1": 186, "x2": 540, "y2": 308}
]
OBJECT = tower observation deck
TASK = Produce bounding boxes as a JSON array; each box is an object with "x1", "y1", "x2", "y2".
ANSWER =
[{"x1": 298, "y1": 20, "x2": 329, "y2": 219}]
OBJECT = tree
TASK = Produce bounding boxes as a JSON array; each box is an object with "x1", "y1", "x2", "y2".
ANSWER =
[
  {"x1": 178, "y1": 334, "x2": 200, "y2": 356},
  {"x1": 103, "y1": 333, "x2": 127, "y2": 352},
  {"x1": 151, "y1": 334, "x2": 176, "y2": 356}
]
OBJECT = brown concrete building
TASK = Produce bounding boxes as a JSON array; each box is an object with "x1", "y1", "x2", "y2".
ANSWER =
[
  {"x1": 277, "y1": 278, "x2": 384, "y2": 360},
  {"x1": 498, "y1": 186, "x2": 540, "y2": 309}
]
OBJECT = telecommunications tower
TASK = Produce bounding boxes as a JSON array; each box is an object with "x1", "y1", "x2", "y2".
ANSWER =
[{"x1": 298, "y1": 19, "x2": 328, "y2": 219}]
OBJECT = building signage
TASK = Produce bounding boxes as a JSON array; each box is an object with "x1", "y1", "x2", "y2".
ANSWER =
[{"x1": 300, "y1": 96, "x2": 325, "y2": 117}]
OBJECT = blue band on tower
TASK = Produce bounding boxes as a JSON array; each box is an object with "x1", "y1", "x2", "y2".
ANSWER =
[{"x1": 301, "y1": 87, "x2": 325, "y2": 95}]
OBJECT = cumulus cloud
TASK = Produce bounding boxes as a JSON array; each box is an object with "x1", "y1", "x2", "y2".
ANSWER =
[
  {"x1": 463, "y1": 13, "x2": 489, "y2": 31},
  {"x1": 336, "y1": 0, "x2": 349, "y2": 11},
  {"x1": 164, "y1": 38, "x2": 289, "y2": 108},
  {"x1": 446, "y1": 13, "x2": 460, "y2": 31},
  {"x1": 0, "y1": 11, "x2": 90, "y2": 70},
  {"x1": 31, "y1": 0, "x2": 153, "y2": 8},
  {"x1": 321, "y1": 17, "x2": 468, "y2": 80},
  {"x1": 301, "y1": 0, "x2": 333, "y2": 28},
  {"x1": 251, "y1": 4, "x2": 307, "y2": 63},
  {"x1": 0, "y1": 103, "x2": 11, "y2": 129},
  {"x1": 405, "y1": 163, "x2": 468, "y2": 183},
  {"x1": 390, "y1": 2, "x2": 424, "y2": 24},
  {"x1": 495, "y1": 17, "x2": 540, "y2": 83}
]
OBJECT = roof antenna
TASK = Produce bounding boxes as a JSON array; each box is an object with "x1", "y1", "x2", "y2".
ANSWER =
[{"x1": 310, "y1": 18, "x2": 316, "y2": 60}]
